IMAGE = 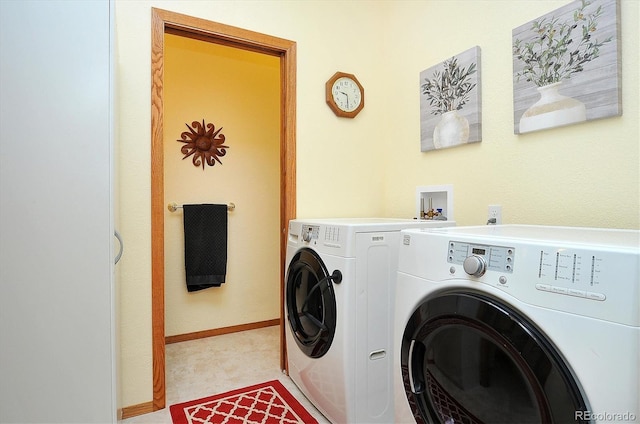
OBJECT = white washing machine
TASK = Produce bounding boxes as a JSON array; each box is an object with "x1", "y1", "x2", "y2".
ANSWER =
[
  {"x1": 393, "y1": 225, "x2": 639, "y2": 424},
  {"x1": 284, "y1": 218, "x2": 455, "y2": 423}
]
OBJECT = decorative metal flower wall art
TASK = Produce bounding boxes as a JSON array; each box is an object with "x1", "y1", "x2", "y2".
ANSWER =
[{"x1": 177, "y1": 119, "x2": 229, "y2": 169}]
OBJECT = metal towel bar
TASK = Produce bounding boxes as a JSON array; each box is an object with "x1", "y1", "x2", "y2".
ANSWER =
[{"x1": 167, "y1": 202, "x2": 235, "y2": 213}]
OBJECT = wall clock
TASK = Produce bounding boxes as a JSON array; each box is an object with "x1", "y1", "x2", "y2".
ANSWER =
[{"x1": 325, "y1": 71, "x2": 364, "y2": 118}]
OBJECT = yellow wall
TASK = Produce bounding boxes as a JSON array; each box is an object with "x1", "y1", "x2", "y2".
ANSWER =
[
  {"x1": 163, "y1": 34, "x2": 280, "y2": 336},
  {"x1": 380, "y1": 0, "x2": 639, "y2": 228},
  {"x1": 115, "y1": 0, "x2": 639, "y2": 408}
]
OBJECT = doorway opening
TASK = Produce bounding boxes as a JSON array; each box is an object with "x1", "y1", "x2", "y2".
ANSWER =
[{"x1": 150, "y1": 8, "x2": 296, "y2": 411}]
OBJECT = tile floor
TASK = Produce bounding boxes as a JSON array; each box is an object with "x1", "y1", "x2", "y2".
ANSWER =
[{"x1": 120, "y1": 325, "x2": 329, "y2": 423}]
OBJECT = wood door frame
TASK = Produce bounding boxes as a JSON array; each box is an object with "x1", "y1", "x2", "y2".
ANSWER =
[{"x1": 151, "y1": 8, "x2": 296, "y2": 411}]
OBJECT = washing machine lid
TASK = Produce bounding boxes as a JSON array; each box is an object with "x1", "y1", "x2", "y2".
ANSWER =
[
  {"x1": 288, "y1": 218, "x2": 456, "y2": 257},
  {"x1": 416, "y1": 224, "x2": 640, "y2": 250},
  {"x1": 292, "y1": 217, "x2": 454, "y2": 231}
]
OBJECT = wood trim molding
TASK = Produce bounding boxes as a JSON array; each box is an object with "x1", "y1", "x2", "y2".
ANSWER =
[
  {"x1": 150, "y1": 7, "x2": 296, "y2": 413},
  {"x1": 165, "y1": 319, "x2": 280, "y2": 345},
  {"x1": 150, "y1": 7, "x2": 166, "y2": 413},
  {"x1": 120, "y1": 401, "x2": 155, "y2": 420}
]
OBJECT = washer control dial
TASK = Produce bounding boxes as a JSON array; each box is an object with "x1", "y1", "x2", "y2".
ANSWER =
[
  {"x1": 301, "y1": 225, "x2": 320, "y2": 243},
  {"x1": 302, "y1": 230, "x2": 312, "y2": 242},
  {"x1": 463, "y1": 255, "x2": 487, "y2": 277}
]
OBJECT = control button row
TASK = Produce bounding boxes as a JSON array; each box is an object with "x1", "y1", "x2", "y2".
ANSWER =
[{"x1": 535, "y1": 284, "x2": 606, "y2": 301}]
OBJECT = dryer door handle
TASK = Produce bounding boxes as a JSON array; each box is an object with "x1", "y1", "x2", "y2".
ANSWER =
[{"x1": 408, "y1": 339, "x2": 425, "y2": 394}]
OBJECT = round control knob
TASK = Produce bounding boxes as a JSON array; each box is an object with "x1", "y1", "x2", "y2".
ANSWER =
[
  {"x1": 463, "y1": 255, "x2": 486, "y2": 277},
  {"x1": 302, "y1": 230, "x2": 312, "y2": 242}
]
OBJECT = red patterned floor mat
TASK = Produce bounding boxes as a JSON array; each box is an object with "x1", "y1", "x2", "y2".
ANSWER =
[{"x1": 170, "y1": 380, "x2": 318, "y2": 424}]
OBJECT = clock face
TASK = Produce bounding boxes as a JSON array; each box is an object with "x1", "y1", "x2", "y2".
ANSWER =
[
  {"x1": 331, "y1": 77, "x2": 362, "y2": 112},
  {"x1": 325, "y1": 72, "x2": 364, "y2": 118}
]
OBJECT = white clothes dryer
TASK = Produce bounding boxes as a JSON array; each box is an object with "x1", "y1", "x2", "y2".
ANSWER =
[
  {"x1": 393, "y1": 225, "x2": 639, "y2": 424},
  {"x1": 284, "y1": 218, "x2": 455, "y2": 424}
]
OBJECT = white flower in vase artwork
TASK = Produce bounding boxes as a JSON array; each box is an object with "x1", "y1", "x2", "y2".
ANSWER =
[
  {"x1": 420, "y1": 46, "x2": 482, "y2": 152},
  {"x1": 512, "y1": 0, "x2": 620, "y2": 134}
]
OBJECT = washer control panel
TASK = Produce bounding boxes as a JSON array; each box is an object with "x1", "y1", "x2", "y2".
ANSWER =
[
  {"x1": 448, "y1": 240, "x2": 515, "y2": 274},
  {"x1": 422, "y1": 226, "x2": 639, "y2": 326},
  {"x1": 534, "y1": 247, "x2": 609, "y2": 301}
]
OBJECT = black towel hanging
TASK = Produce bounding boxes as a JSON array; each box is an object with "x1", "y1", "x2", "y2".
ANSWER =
[{"x1": 182, "y1": 204, "x2": 228, "y2": 292}]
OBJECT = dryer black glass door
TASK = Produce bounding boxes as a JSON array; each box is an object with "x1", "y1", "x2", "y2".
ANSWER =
[
  {"x1": 401, "y1": 292, "x2": 589, "y2": 424},
  {"x1": 285, "y1": 248, "x2": 337, "y2": 358}
]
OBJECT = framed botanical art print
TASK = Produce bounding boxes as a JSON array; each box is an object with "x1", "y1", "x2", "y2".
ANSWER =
[
  {"x1": 420, "y1": 46, "x2": 482, "y2": 152},
  {"x1": 512, "y1": 0, "x2": 621, "y2": 134}
]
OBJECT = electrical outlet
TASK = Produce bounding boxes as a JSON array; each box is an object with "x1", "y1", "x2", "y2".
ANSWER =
[{"x1": 488, "y1": 205, "x2": 502, "y2": 225}]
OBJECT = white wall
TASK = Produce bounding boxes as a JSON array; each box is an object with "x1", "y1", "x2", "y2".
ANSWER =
[{"x1": 115, "y1": 0, "x2": 639, "y2": 408}]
